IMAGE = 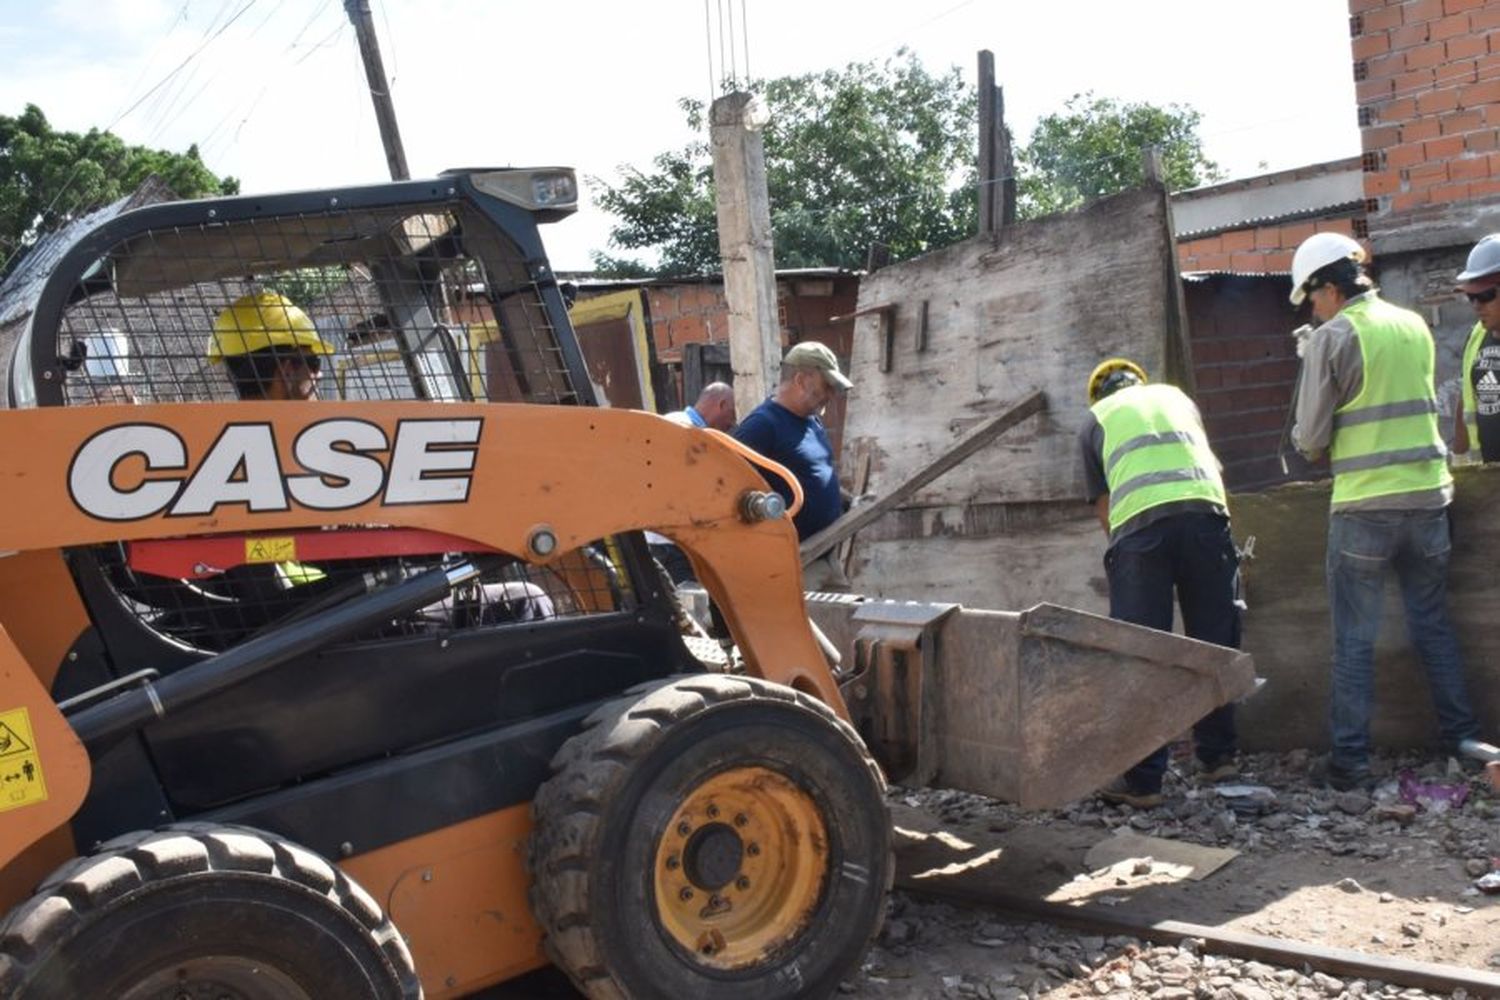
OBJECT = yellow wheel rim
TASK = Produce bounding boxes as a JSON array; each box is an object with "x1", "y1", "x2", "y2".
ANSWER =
[{"x1": 652, "y1": 765, "x2": 828, "y2": 970}]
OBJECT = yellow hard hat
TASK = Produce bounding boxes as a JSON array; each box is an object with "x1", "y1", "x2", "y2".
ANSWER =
[
  {"x1": 207, "y1": 291, "x2": 332, "y2": 364},
  {"x1": 1087, "y1": 358, "x2": 1148, "y2": 404}
]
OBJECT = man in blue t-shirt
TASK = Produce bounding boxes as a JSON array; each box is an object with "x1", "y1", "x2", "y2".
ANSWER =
[{"x1": 733, "y1": 341, "x2": 851, "y2": 589}]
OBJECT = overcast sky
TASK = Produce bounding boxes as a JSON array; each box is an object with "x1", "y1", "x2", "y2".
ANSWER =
[{"x1": 0, "y1": 0, "x2": 1360, "y2": 271}]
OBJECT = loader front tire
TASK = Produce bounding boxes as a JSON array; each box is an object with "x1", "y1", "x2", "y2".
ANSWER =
[
  {"x1": 529, "y1": 675, "x2": 891, "y2": 1000},
  {"x1": 0, "y1": 823, "x2": 421, "y2": 999}
]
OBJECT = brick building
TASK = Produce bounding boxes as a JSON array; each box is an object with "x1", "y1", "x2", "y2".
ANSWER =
[
  {"x1": 1172, "y1": 160, "x2": 1366, "y2": 488},
  {"x1": 568, "y1": 270, "x2": 859, "y2": 456},
  {"x1": 1351, "y1": 0, "x2": 1500, "y2": 395},
  {"x1": 1165, "y1": 0, "x2": 1500, "y2": 489}
]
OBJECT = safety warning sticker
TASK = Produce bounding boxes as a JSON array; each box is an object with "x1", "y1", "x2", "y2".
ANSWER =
[
  {"x1": 245, "y1": 536, "x2": 297, "y2": 564},
  {"x1": 0, "y1": 707, "x2": 48, "y2": 813}
]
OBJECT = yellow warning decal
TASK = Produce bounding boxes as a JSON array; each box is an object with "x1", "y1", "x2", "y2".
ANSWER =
[
  {"x1": 0, "y1": 707, "x2": 47, "y2": 813},
  {"x1": 246, "y1": 536, "x2": 297, "y2": 564}
]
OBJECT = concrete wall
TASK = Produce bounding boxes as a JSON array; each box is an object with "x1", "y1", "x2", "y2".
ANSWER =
[{"x1": 1232, "y1": 465, "x2": 1500, "y2": 752}]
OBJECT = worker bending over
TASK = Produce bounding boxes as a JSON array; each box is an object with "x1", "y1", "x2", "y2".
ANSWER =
[{"x1": 1080, "y1": 359, "x2": 1239, "y2": 809}]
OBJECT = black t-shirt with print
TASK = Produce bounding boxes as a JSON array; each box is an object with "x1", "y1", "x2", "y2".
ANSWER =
[{"x1": 1471, "y1": 330, "x2": 1500, "y2": 461}]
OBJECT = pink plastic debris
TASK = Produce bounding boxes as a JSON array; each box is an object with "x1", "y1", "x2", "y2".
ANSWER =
[{"x1": 1396, "y1": 770, "x2": 1470, "y2": 813}]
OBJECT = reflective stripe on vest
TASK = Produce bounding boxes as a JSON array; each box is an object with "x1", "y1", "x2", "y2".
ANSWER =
[
  {"x1": 1091, "y1": 383, "x2": 1226, "y2": 533},
  {"x1": 1329, "y1": 295, "x2": 1451, "y2": 506}
]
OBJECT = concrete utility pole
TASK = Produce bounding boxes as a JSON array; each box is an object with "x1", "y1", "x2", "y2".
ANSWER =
[
  {"x1": 710, "y1": 92, "x2": 781, "y2": 416},
  {"x1": 344, "y1": 0, "x2": 409, "y2": 181}
]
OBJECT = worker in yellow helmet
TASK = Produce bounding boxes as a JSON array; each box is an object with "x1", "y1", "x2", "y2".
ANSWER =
[
  {"x1": 1288, "y1": 232, "x2": 1480, "y2": 792},
  {"x1": 198, "y1": 291, "x2": 553, "y2": 629},
  {"x1": 1080, "y1": 359, "x2": 1239, "y2": 809},
  {"x1": 208, "y1": 291, "x2": 333, "y2": 401}
]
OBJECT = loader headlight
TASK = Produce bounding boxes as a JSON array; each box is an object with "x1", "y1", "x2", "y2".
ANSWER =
[
  {"x1": 465, "y1": 168, "x2": 579, "y2": 220},
  {"x1": 531, "y1": 172, "x2": 577, "y2": 208}
]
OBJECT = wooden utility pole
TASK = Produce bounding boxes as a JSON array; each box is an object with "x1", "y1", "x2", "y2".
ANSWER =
[
  {"x1": 344, "y1": 0, "x2": 409, "y2": 181},
  {"x1": 710, "y1": 92, "x2": 781, "y2": 415},
  {"x1": 977, "y1": 50, "x2": 1016, "y2": 233}
]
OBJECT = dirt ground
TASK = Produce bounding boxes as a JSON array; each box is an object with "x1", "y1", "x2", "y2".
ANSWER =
[
  {"x1": 850, "y1": 748, "x2": 1500, "y2": 998},
  {"x1": 485, "y1": 749, "x2": 1500, "y2": 999}
]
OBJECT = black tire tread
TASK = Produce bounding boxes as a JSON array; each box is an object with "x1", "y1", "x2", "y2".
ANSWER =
[
  {"x1": 528, "y1": 674, "x2": 890, "y2": 1000},
  {"x1": 0, "y1": 822, "x2": 422, "y2": 999}
]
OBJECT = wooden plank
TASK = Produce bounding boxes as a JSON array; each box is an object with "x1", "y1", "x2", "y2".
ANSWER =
[
  {"x1": 801, "y1": 389, "x2": 1045, "y2": 564},
  {"x1": 837, "y1": 444, "x2": 872, "y2": 574},
  {"x1": 977, "y1": 50, "x2": 999, "y2": 235}
]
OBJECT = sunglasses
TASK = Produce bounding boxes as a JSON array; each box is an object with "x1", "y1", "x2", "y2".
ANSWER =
[
  {"x1": 1467, "y1": 287, "x2": 1499, "y2": 305},
  {"x1": 285, "y1": 352, "x2": 323, "y2": 374}
]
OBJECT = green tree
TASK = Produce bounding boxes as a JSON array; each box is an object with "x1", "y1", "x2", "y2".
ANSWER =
[
  {"x1": 0, "y1": 104, "x2": 239, "y2": 264},
  {"x1": 1017, "y1": 93, "x2": 1220, "y2": 218},
  {"x1": 591, "y1": 51, "x2": 977, "y2": 276}
]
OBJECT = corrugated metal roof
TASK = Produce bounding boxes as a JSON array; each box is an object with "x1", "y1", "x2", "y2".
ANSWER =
[
  {"x1": 1172, "y1": 163, "x2": 1364, "y2": 239},
  {"x1": 0, "y1": 177, "x2": 178, "y2": 330}
]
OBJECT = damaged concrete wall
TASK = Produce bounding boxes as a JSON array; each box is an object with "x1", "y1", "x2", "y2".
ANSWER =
[{"x1": 841, "y1": 183, "x2": 1188, "y2": 618}]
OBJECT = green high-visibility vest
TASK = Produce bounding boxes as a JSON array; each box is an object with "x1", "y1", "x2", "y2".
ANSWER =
[
  {"x1": 1328, "y1": 295, "x2": 1451, "y2": 506},
  {"x1": 275, "y1": 561, "x2": 326, "y2": 588},
  {"x1": 1092, "y1": 383, "x2": 1226, "y2": 534},
  {"x1": 1460, "y1": 320, "x2": 1485, "y2": 451}
]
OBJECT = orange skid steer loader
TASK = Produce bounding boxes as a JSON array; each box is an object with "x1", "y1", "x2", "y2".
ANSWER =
[{"x1": 0, "y1": 169, "x2": 1255, "y2": 998}]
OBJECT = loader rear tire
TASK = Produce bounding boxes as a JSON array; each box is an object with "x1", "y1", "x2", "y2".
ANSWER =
[
  {"x1": 529, "y1": 674, "x2": 891, "y2": 1000},
  {"x1": 0, "y1": 823, "x2": 421, "y2": 999}
]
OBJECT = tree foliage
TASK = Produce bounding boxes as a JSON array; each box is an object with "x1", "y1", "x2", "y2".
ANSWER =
[
  {"x1": 0, "y1": 104, "x2": 239, "y2": 265},
  {"x1": 592, "y1": 64, "x2": 1221, "y2": 275},
  {"x1": 592, "y1": 52, "x2": 977, "y2": 276},
  {"x1": 1016, "y1": 93, "x2": 1220, "y2": 219}
]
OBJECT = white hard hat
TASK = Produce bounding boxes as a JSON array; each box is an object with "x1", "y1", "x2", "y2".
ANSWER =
[
  {"x1": 1456, "y1": 234, "x2": 1500, "y2": 288},
  {"x1": 82, "y1": 330, "x2": 132, "y2": 379},
  {"x1": 1289, "y1": 233, "x2": 1367, "y2": 306}
]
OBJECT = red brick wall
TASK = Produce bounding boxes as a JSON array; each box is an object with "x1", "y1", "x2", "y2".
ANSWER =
[
  {"x1": 1352, "y1": 0, "x2": 1500, "y2": 229},
  {"x1": 577, "y1": 275, "x2": 860, "y2": 455},
  {"x1": 1185, "y1": 276, "x2": 1318, "y2": 491},
  {"x1": 1177, "y1": 218, "x2": 1361, "y2": 274},
  {"x1": 639, "y1": 278, "x2": 858, "y2": 367}
]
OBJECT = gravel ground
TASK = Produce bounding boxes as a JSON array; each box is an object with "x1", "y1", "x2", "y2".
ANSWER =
[
  {"x1": 485, "y1": 748, "x2": 1500, "y2": 999},
  {"x1": 844, "y1": 747, "x2": 1500, "y2": 1000}
]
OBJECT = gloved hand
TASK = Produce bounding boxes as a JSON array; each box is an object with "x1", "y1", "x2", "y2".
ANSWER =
[{"x1": 1291, "y1": 324, "x2": 1316, "y2": 359}]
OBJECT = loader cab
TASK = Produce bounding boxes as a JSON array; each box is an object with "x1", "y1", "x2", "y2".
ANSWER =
[{"x1": 10, "y1": 169, "x2": 697, "y2": 855}]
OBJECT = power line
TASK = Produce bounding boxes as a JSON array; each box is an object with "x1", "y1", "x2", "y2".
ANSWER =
[
  {"x1": 377, "y1": 0, "x2": 399, "y2": 88},
  {"x1": 104, "y1": 0, "x2": 259, "y2": 134},
  {"x1": 296, "y1": 19, "x2": 347, "y2": 66}
]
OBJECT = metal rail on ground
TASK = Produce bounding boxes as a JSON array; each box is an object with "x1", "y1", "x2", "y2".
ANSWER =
[{"x1": 898, "y1": 874, "x2": 1500, "y2": 997}]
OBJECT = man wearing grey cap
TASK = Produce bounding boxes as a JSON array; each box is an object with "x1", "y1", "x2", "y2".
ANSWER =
[{"x1": 733, "y1": 341, "x2": 851, "y2": 589}]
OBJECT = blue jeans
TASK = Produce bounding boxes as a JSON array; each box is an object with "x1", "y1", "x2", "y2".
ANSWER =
[
  {"x1": 1105, "y1": 512, "x2": 1240, "y2": 793},
  {"x1": 1326, "y1": 509, "x2": 1479, "y2": 775}
]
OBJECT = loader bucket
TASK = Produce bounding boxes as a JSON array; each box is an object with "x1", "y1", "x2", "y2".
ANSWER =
[{"x1": 806, "y1": 598, "x2": 1258, "y2": 810}]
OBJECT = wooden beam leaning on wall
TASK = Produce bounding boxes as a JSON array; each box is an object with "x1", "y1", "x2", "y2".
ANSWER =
[{"x1": 800, "y1": 389, "x2": 1048, "y2": 566}]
